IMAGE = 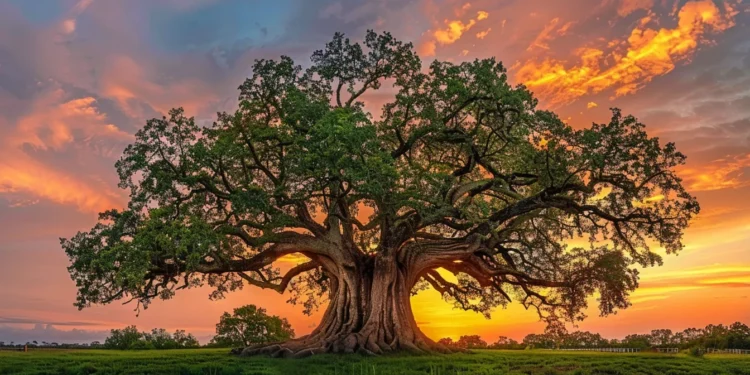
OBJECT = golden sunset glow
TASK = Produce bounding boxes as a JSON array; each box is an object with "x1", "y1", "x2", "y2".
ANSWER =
[
  {"x1": 1, "y1": 0, "x2": 749, "y2": 345},
  {"x1": 679, "y1": 154, "x2": 750, "y2": 192}
]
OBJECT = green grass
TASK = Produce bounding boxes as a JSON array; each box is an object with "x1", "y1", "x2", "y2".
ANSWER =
[{"x1": 2, "y1": 348, "x2": 750, "y2": 375}]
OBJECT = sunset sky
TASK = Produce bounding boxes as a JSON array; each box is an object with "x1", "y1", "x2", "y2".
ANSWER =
[{"x1": 1, "y1": 0, "x2": 749, "y2": 345}]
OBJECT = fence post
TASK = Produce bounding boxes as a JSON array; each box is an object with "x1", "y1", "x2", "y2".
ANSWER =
[{"x1": 24, "y1": 345, "x2": 28, "y2": 352}]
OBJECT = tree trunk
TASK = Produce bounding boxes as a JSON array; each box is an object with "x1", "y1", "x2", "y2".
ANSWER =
[{"x1": 237, "y1": 254, "x2": 450, "y2": 357}]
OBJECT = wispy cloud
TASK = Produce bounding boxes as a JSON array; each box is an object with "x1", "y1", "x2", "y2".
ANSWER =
[
  {"x1": 0, "y1": 317, "x2": 102, "y2": 327},
  {"x1": 0, "y1": 324, "x2": 109, "y2": 344},
  {"x1": 526, "y1": 18, "x2": 575, "y2": 51}
]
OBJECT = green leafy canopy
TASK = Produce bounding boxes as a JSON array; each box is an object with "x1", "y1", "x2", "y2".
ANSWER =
[{"x1": 62, "y1": 30, "x2": 699, "y2": 326}]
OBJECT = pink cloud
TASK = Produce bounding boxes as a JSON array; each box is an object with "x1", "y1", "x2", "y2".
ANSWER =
[
  {"x1": 99, "y1": 55, "x2": 222, "y2": 121},
  {"x1": 0, "y1": 86, "x2": 129, "y2": 212}
]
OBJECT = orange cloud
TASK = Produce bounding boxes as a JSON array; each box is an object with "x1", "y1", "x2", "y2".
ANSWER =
[
  {"x1": 587, "y1": 101, "x2": 598, "y2": 109},
  {"x1": 14, "y1": 94, "x2": 131, "y2": 151},
  {"x1": 679, "y1": 153, "x2": 750, "y2": 192},
  {"x1": 617, "y1": 0, "x2": 654, "y2": 17},
  {"x1": 434, "y1": 18, "x2": 476, "y2": 44},
  {"x1": 101, "y1": 56, "x2": 218, "y2": 120},
  {"x1": 421, "y1": 10, "x2": 489, "y2": 56},
  {"x1": 516, "y1": 0, "x2": 739, "y2": 104},
  {"x1": 476, "y1": 28, "x2": 491, "y2": 39},
  {"x1": 0, "y1": 87, "x2": 129, "y2": 212},
  {"x1": 0, "y1": 155, "x2": 122, "y2": 213}
]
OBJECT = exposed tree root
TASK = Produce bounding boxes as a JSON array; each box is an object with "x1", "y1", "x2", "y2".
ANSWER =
[
  {"x1": 236, "y1": 331, "x2": 454, "y2": 358},
  {"x1": 233, "y1": 254, "x2": 458, "y2": 358}
]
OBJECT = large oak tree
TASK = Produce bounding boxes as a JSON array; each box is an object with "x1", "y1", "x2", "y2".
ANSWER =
[{"x1": 62, "y1": 31, "x2": 699, "y2": 357}]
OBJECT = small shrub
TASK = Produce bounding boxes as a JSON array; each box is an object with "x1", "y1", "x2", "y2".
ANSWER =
[{"x1": 688, "y1": 346, "x2": 704, "y2": 358}]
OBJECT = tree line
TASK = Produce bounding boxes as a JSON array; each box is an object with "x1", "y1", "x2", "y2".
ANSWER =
[
  {"x1": 103, "y1": 327, "x2": 199, "y2": 350},
  {"x1": 0, "y1": 305, "x2": 293, "y2": 350},
  {"x1": 438, "y1": 322, "x2": 750, "y2": 350},
  {"x1": 6, "y1": 315, "x2": 748, "y2": 352},
  {"x1": 103, "y1": 305, "x2": 294, "y2": 350}
]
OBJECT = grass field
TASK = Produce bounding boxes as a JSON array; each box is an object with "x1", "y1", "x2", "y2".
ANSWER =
[{"x1": 2, "y1": 348, "x2": 750, "y2": 375}]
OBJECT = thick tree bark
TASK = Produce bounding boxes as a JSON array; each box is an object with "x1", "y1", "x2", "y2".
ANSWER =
[{"x1": 236, "y1": 253, "x2": 451, "y2": 358}]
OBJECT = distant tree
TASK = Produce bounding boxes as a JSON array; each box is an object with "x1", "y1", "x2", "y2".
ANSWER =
[
  {"x1": 456, "y1": 335, "x2": 487, "y2": 349},
  {"x1": 566, "y1": 331, "x2": 607, "y2": 348},
  {"x1": 681, "y1": 327, "x2": 703, "y2": 341},
  {"x1": 173, "y1": 329, "x2": 200, "y2": 348},
  {"x1": 146, "y1": 328, "x2": 196, "y2": 349},
  {"x1": 104, "y1": 326, "x2": 144, "y2": 350},
  {"x1": 622, "y1": 334, "x2": 651, "y2": 349},
  {"x1": 103, "y1": 326, "x2": 199, "y2": 350},
  {"x1": 437, "y1": 337, "x2": 455, "y2": 347},
  {"x1": 512, "y1": 322, "x2": 750, "y2": 351},
  {"x1": 703, "y1": 324, "x2": 730, "y2": 349},
  {"x1": 649, "y1": 329, "x2": 674, "y2": 347},
  {"x1": 62, "y1": 30, "x2": 700, "y2": 356},
  {"x1": 491, "y1": 336, "x2": 522, "y2": 349},
  {"x1": 210, "y1": 305, "x2": 295, "y2": 348},
  {"x1": 522, "y1": 333, "x2": 556, "y2": 349},
  {"x1": 671, "y1": 332, "x2": 685, "y2": 346},
  {"x1": 144, "y1": 328, "x2": 171, "y2": 349}
]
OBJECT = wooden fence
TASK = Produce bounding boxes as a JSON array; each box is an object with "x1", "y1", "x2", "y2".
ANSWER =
[
  {"x1": 655, "y1": 348, "x2": 679, "y2": 353},
  {"x1": 705, "y1": 348, "x2": 750, "y2": 355},
  {"x1": 555, "y1": 347, "x2": 750, "y2": 355},
  {"x1": 556, "y1": 348, "x2": 642, "y2": 353},
  {"x1": 0, "y1": 346, "x2": 99, "y2": 351},
  {"x1": 0, "y1": 345, "x2": 28, "y2": 352}
]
